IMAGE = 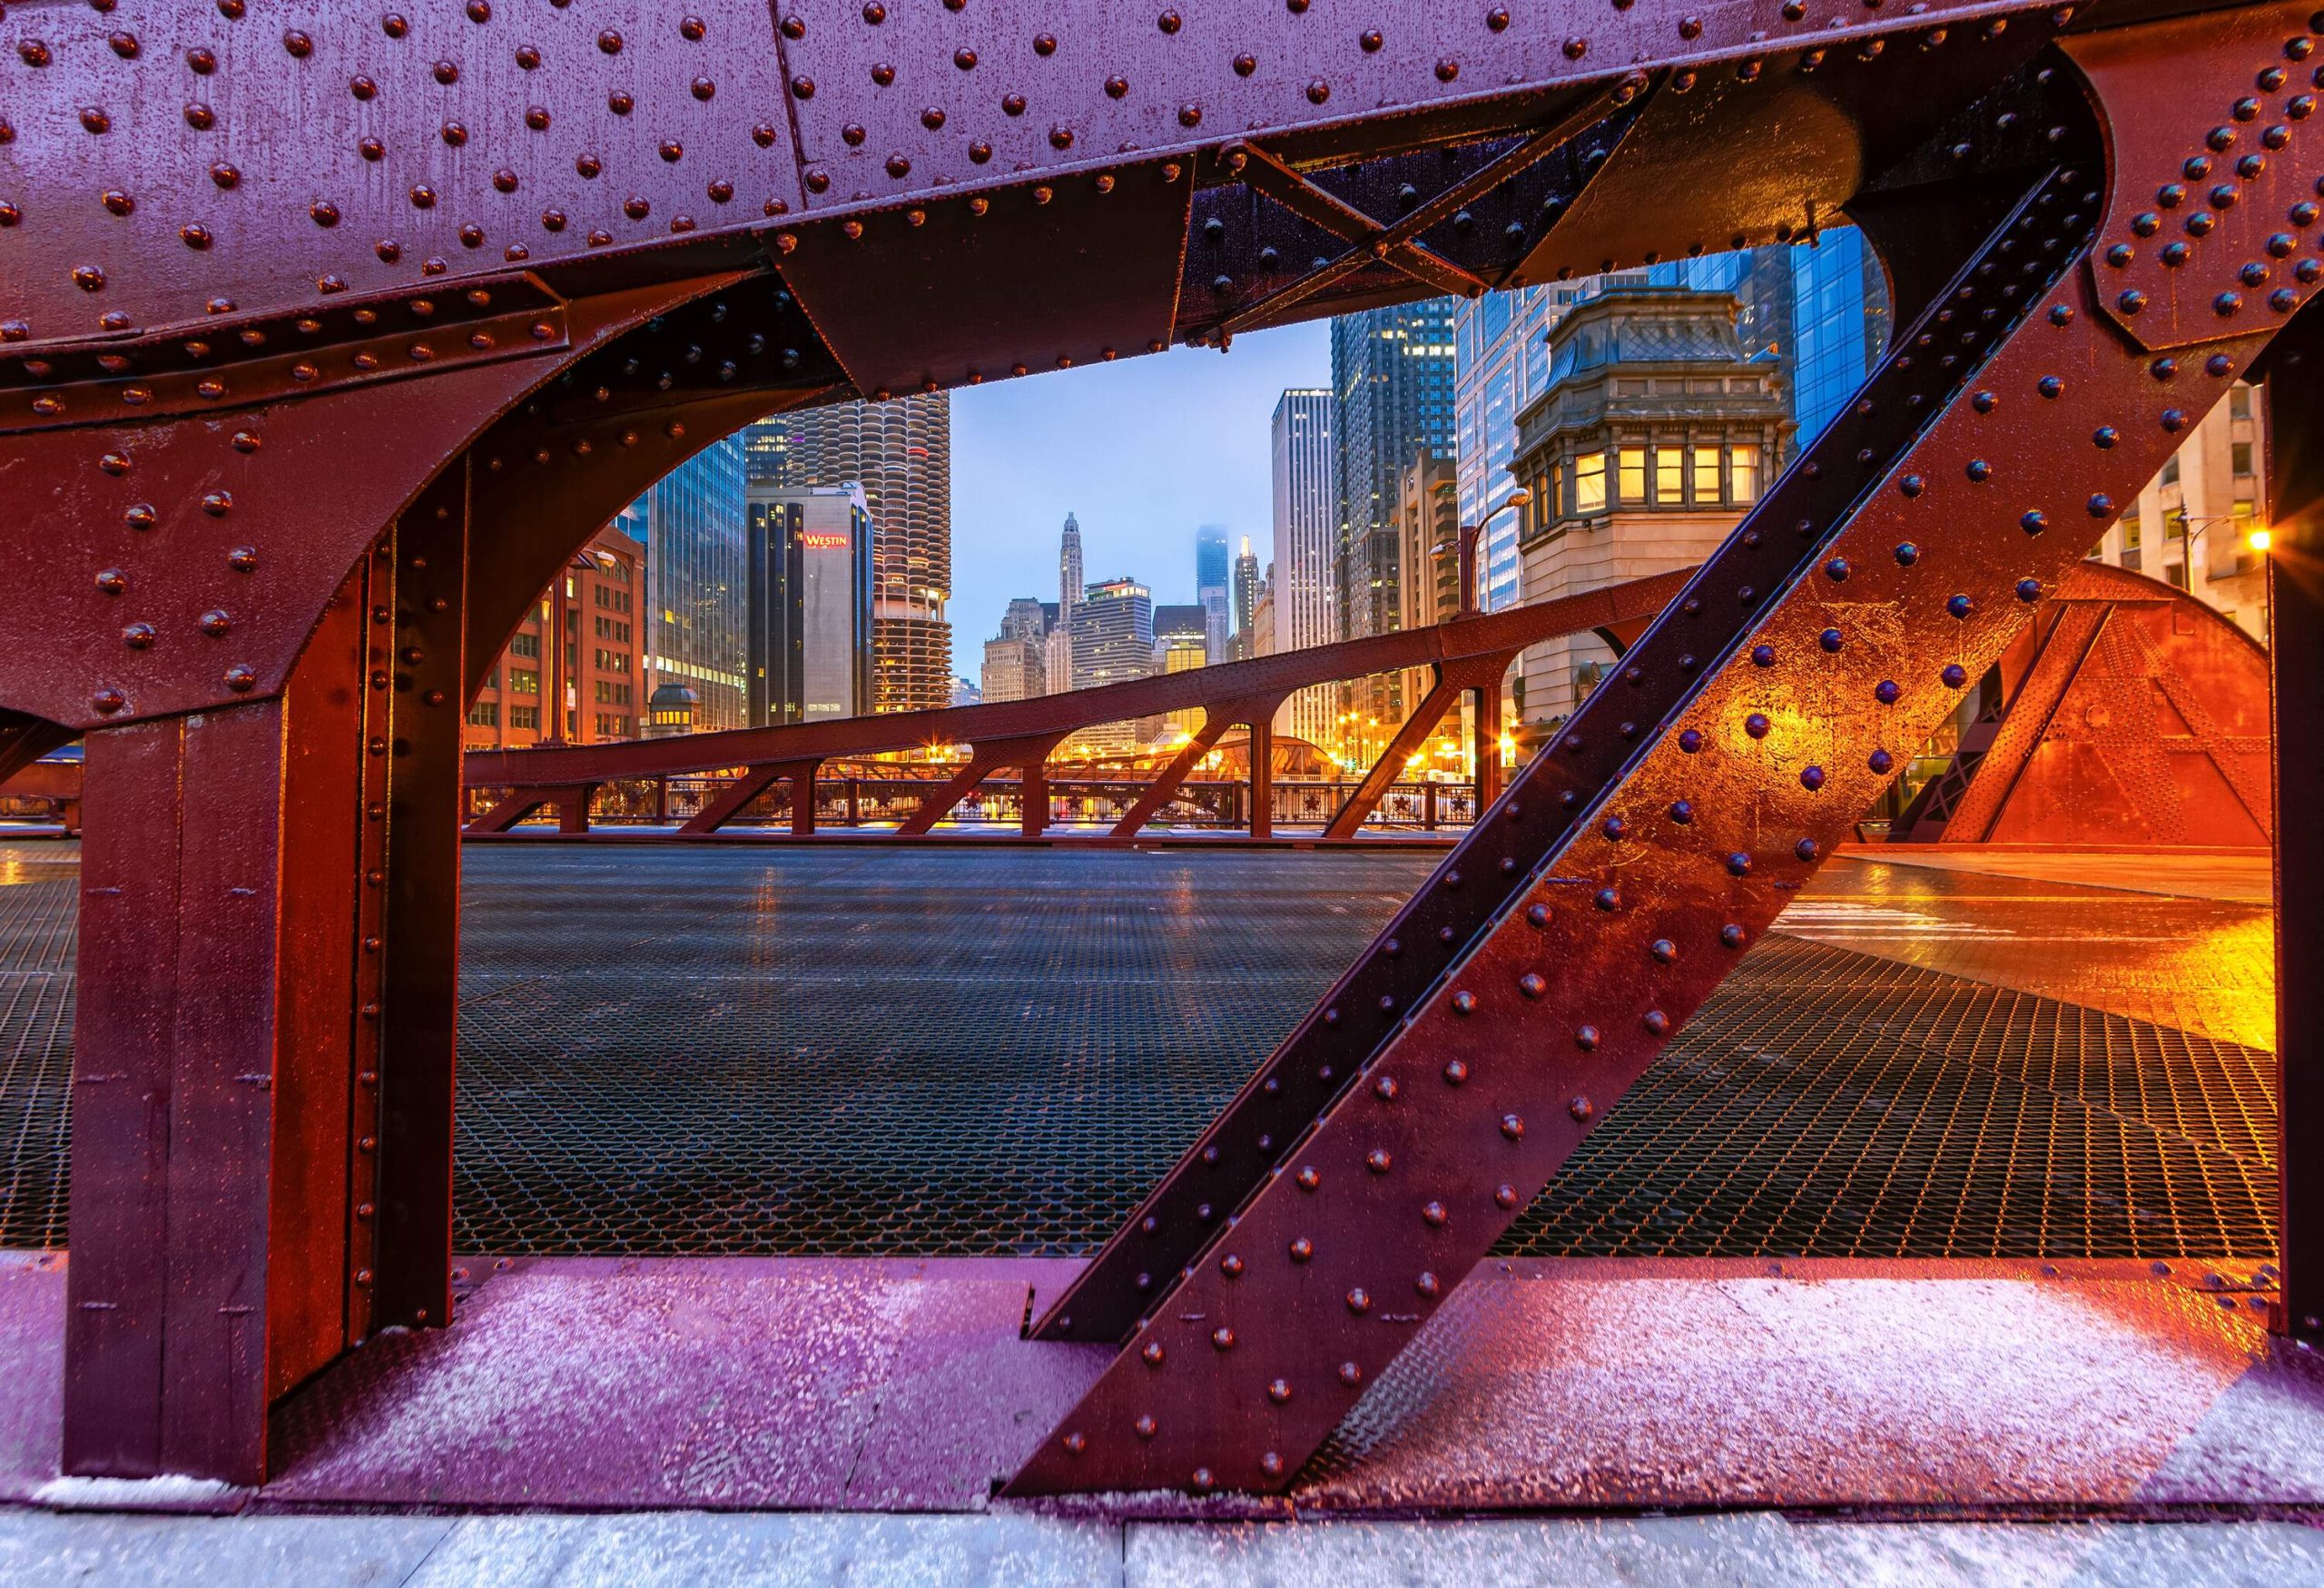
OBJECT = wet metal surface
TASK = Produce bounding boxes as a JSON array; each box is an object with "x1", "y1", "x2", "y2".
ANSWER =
[{"x1": 0, "y1": 844, "x2": 2280, "y2": 1265}]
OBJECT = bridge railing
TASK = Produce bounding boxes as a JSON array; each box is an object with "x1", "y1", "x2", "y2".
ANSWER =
[{"x1": 464, "y1": 774, "x2": 1487, "y2": 836}]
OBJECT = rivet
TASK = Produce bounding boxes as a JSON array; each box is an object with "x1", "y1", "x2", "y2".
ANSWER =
[
  {"x1": 1366, "y1": 1149, "x2": 1393, "y2": 1174},
  {"x1": 1575, "y1": 1024, "x2": 1599, "y2": 1051},
  {"x1": 1289, "y1": 1237, "x2": 1314, "y2": 1262},
  {"x1": 1422, "y1": 1201, "x2": 1447, "y2": 1227}
]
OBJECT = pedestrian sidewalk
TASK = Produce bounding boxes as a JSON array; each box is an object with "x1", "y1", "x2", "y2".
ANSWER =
[{"x1": 3, "y1": 1510, "x2": 2323, "y2": 1586}]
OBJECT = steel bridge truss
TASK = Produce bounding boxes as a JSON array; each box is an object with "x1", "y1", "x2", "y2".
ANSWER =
[
  {"x1": 459, "y1": 568, "x2": 1683, "y2": 841},
  {"x1": 0, "y1": 0, "x2": 2315, "y2": 1496}
]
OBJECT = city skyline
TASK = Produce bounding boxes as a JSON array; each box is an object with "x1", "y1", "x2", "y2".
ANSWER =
[{"x1": 946, "y1": 321, "x2": 1329, "y2": 676}]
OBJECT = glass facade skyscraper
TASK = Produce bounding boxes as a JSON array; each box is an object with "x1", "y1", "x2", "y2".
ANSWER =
[
  {"x1": 1195, "y1": 525, "x2": 1230, "y2": 663},
  {"x1": 1331, "y1": 302, "x2": 1459, "y2": 644},
  {"x1": 619, "y1": 435, "x2": 748, "y2": 732}
]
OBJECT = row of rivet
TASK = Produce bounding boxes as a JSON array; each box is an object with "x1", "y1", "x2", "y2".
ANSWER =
[{"x1": 1040, "y1": 156, "x2": 2115, "y2": 1485}]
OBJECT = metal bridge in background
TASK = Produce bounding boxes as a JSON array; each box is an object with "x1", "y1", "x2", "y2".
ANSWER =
[
  {"x1": 0, "y1": 0, "x2": 2316, "y2": 1499},
  {"x1": 460, "y1": 568, "x2": 1685, "y2": 840}
]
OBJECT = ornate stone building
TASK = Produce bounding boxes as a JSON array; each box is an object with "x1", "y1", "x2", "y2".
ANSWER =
[{"x1": 1509, "y1": 286, "x2": 1792, "y2": 745}]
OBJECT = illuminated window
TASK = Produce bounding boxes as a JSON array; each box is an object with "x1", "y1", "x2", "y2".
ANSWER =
[
  {"x1": 1730, "y1": 445, "x2": 1760, "y2": 504},
  {"x1": 1655, "y1": 447, "x2": 1684, "y2": 503},
  {"x1": 510, "y1": 668, "x2": 540, "y2": 695},
  {"x1": 1692, "y1": 446, "x2": 1721, "y2": 504},
  {"x1": 1549, "y1": 460, "x2": 1563, "y2": 518},
  {"x1": 2121, "y1": 498, "x2": 2142, "y2": 549},
  {"x1": 1574, "y1": 452, "x2": 1607, "y2": 514},
  {"x1": 1618, "y1": 448, "x2": 1647, "y2": 504}
]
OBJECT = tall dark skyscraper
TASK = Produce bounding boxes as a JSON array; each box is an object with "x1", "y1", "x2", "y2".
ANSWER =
[
  {"x1": 744, "y1": 483, "x2": 874, "y2": 726},
  {"x1": 743, "y1": 395, "x2": 952, "y2": 713},
  {"x1": 1232, "y1": 537, "x2": 1261, "y2": 661},
  {"x1": 1331, "y1": 302, "x2": 1460, "y2": 653},
  {"x1": 1195, "y1": 525, "x2": 1230, "y2": 664}
]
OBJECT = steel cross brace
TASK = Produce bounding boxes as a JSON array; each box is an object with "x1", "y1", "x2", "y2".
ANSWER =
[
  {"x1": 1108, "y1": 695, "x2": 1287, "y2": 840},
  {"x1": 1323, "y1": 655, "x2": 1512, "y2": 842},
  {"x1": 1214, "y1": 81, "x2": 1647, "y2": 337},
  {"x1": 679, "y1": 761, "x2": 823, "y2": 837},
  {"x1": 895, "y1": 733, "x2": 1070, "y2": 839},
  {"x1": 1014, "y1": 10, "x2": 2317, "y2": 1494}
]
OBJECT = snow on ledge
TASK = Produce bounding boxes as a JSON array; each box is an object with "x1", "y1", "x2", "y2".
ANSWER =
[{"x1": 33, "y1": 1475, "x2": 242, "y2": 1512}]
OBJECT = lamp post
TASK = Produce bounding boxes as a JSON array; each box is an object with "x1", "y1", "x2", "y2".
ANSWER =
[
  {"x1": 1452, "y1": 486, "x2": 1532, "y2": 618},
  {"x1": 1445, "y1": 487, "x2": 1531, "y2": 804}
]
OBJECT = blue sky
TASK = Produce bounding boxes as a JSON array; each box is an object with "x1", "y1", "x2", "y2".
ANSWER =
[{"x1": 948, "y1": 320, "x2": 1328, "y2": 677}]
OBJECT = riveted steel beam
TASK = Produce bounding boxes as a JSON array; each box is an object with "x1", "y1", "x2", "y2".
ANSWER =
[
  {"x1": 1108, "y1": 694, "x2": 1287, "y2": 839},
  {"x1": 1014, "y1": 10, "x2": 2314, "y2": 1488}
]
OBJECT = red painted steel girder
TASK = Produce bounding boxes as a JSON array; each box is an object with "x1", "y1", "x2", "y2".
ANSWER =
[
  {"x1": 0, "y1": 0, "x2": 2316, "y2": 1494},
  {"x1": 1012, "y1": 5, "x2": 2319, "y2": 1493},
  {"x1": 1894, "y1": 561, "x2": 2275, "y2": 845},
  {"x1": 462, "y1": 569, "x2": 1688, "y2": 790}
]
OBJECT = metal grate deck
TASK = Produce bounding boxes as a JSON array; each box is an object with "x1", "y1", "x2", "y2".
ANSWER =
[{"x1": 0, "y1": 845, "x2": 2280, "y2": 1262}]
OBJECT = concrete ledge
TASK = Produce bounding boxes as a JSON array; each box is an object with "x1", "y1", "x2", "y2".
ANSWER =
[{"x1": 2, "y1": 1252, "x2": 2316, "y2": 1520}]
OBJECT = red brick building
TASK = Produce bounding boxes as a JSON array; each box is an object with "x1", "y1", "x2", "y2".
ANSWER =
[{"x1": 466, "y1": 524, "x2": 645, "y2": 750}]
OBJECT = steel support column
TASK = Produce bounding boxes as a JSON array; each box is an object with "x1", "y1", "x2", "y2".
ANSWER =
[
  {"x1": 63, "y1": 572, "x2": 375, "y2": 1483},
  {"x1": 370, "y1": 478, "x2": 469, "y2": 1336},
  {"x1": 1112, "y1": 695, "x2": 1287, "y2": 840},
  {"x1": 1248, "y1": 715, "x2": 1277, "y2": 841},
  {"x1": 2266, "y1": 303, "x2": 2324, "y2": 1347}
]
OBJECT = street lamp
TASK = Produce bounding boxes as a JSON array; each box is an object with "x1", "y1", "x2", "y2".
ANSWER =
[{"x1": 1452, "y1": 486, "x2": 1531, "y2": 618}]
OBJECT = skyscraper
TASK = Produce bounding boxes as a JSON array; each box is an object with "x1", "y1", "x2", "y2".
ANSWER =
[
  {"x1": 1070, "y1": 577, "x2": 1155, "y2": 753},
  {"x1": 619, "y1": 437, "x2": 749, "y2": 732},
  {"x1": 1000, "y1": 597, "x2": 1049, "y2": 645},
  {"x1": 1195, "y1": 526, "x2": 1231, "y2": 663},
  {"x1": 1232, "y1": 537, "x2": 1261, "y2": 661},
  {"x1": 1059, "y1": 512, "x2": 1085, "y2": 618},
  {"x1": 1331, "y1": 302, "x2": 1460, "y2": 649},
  {"x1": 744, "y1": 482, "x2": 875, "y2": 726},
  {"x1": 756, "y1": 394, "x2": 953, "y2": 713},
  {"x1": 1271, "y1": 389, "x2": 1336, "y2": 749}
]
